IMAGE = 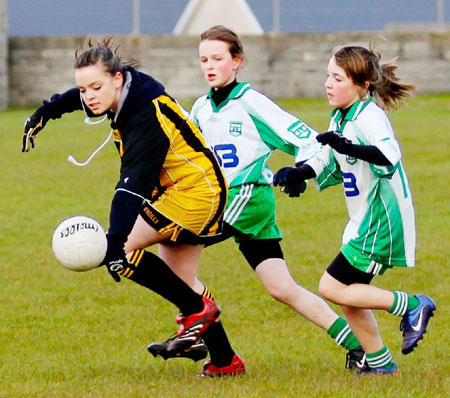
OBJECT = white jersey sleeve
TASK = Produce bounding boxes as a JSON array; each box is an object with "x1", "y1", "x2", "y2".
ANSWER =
[
  {"x1": 190, "y1": 83, "x2": 322, "y2": 188},
  {"x1": 351, "y1": 105, "x2": 402, "y2": 167},
  {"x1": 240, "y1": 89, "x2": 321, "y2": 164}
]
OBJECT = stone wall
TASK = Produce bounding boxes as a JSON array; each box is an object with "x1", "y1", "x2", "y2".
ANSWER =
[
  {"x1": 0, "y1": 1, "x2": 7, "y2": 111},
  {"x1": 8, "y1": 30, "x2": 450, "y2": 107}
]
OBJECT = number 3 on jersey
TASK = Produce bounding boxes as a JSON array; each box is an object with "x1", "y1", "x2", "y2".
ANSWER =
[
  {"x1": 213, "y1": 144, "x2": 239, "y2": 168},
  {"x1": 342, "y1": 172, "x2": 359, "y2": 197}
]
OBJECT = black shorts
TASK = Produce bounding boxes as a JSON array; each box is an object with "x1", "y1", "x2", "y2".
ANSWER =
[
  {"x1": 238, "y1": 238, "x2": 284, "y2": 270},
  {"x1": 326, "y1": 252, "x2": 375, "y2": 285},
  {"x1": 204, "y1": 223, "x2": 284, "y2": 270}
]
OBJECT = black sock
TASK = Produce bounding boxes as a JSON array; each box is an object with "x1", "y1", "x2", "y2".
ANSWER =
[
  {"x1": 202, "y1": 321, "x2": 236, "y2": 367},
  {"x1": 127, "y1": 250, "x2": 203, "y2": 315},
  {"x1": 200, "y1": 285, "x2": 235, "y2": 366}
]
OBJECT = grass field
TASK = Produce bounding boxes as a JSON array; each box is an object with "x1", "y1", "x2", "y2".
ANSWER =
[{"x1": 1, "y1": 95, "x2": 449, "y2": 398}]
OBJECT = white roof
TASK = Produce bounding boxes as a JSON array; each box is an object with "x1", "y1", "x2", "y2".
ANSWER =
[{"x1": 173, "y1": 0, "x2": 264, "y2": 35}]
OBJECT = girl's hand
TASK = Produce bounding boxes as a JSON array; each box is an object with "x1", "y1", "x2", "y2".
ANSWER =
[
  {"x1": 316, "y1": 131, "x2": 353, "y2": 154},
  {"x1": 22, "y1": 114, "x2": 48, "y2": 152}
]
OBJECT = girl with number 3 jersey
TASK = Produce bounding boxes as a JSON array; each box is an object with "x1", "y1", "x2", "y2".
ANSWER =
[{"x1": 274, "y1": 42, "x2": 436, "y2": 375}]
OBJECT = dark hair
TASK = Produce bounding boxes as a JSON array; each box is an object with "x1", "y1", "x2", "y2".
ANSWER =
[
  {"x1": 333, "y1": 41, "x2": 415, "y2": 111},
  {"x1": 200, "y1": 25, "x2": 245, "y2": 60},
  {"x1": 74, "y1": 35, "x2": 139, "y2": 77}
]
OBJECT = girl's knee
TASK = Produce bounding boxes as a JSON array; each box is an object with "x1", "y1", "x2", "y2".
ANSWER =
[
  {"x1": 318, "y1": 274, "x2": 336, "y2": 301},
  {"x1": 265, "y1": 280, "x2": 295, "y2": 303}
]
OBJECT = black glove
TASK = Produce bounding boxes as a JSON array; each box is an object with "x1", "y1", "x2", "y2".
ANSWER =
[
  {"x1": 316, "y1": 131, "x2": 354, "y2": 155},
  {"x1": 22, "y1": 111, "x2": 49, "y2": 152},
  {"x1": 102, "y1": 235, "x2": 128, "y2": 283},
  {"x1": 273, "y1": 167, "x2": 308, "y2": 198},
  {"x1": 273, "y1": 167, "x2": 306, "y2": 187},
  {"x1": 281, "y1": 180, "x2": 307, "y2": 198}
]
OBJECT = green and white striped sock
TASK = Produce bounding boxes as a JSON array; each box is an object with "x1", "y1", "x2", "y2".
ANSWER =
[
  {"x1": 327, "y1": 316, "x2": 361, "y2": 350},
  {"x1": 388, "y1": 291, "x2": 419, "y2": 316},
  {"x1": 366, "y1": 346, "x2": 393, "y2": 369}
]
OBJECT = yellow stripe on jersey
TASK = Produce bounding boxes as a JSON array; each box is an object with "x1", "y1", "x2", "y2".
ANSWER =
[
  {"x1": 156, "y1": 95, "x2": 203, "y2": 140},
  {"x1": 151, "y1": 95, "x2": 227, "y2": 236},
  {"x1": 113, "y1": 129, "x2": 124, "y2": 156}
]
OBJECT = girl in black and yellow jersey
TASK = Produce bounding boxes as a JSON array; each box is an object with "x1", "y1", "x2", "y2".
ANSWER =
[{"x1": 22, "y1": 36, "x2": 244, "y2": 376}]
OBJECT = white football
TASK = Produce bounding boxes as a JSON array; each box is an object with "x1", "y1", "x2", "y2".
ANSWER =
[{"x1": 52, "y1": 215, "x2": 107, "y2": 272}]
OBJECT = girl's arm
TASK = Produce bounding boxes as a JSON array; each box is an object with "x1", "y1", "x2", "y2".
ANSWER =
[
  {"x1": 22, "y1": 88, "x2": 94, "y2": 152},
  {"x1": 316, "y1": 131, "x2": 392, "y2": 166}
]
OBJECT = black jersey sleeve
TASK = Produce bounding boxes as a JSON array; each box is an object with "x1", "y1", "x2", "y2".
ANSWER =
[
  {"x1": 344, "y1": 144, "x2": 392, "y2": 165},
  {"x1": 38, "y1": 88, "x2": 85, "y2": 120},
  {"x1": 107, "y1": 189, "x2": 143, "y2": 243},
  {"x1": 316, "y1": 131, "x2": 392, "y2": 166}
]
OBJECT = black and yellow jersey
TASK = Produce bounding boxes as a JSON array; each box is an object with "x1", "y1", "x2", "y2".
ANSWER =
[{"x1": 41, "y1": 67, "x2": 227, "y2": 240}]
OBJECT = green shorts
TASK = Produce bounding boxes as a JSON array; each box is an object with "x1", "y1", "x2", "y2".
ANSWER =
[
  {"x1": 341, "y1": 244, "x2": 393, "y2": 276},
  {"x1": 224, "y1": 184, "x2": 282, "y2": 242}
]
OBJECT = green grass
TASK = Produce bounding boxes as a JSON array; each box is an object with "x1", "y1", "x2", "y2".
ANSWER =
[{"x1": 1, "y1": 95, "x2": 449, "y2": 397}]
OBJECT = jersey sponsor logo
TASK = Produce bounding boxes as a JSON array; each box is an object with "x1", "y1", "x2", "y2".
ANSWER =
[
  {"x1": 287, "y1": 121, "x2": 312, "y2": 139},
  {"x1": 346, "y1": 155, "x2": 358, "y2": 165},
  {"x1": 229, "y1": 121, "x2": 243, "y2": 137},
  {"x1": 143, "y1": 206, "x2": 160, "y2": 225},
  {"x1": 209, "y1": 114, "x2": 221, "y2": 123}
]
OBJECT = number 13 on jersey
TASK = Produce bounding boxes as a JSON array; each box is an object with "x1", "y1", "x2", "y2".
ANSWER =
[{"x1": 213, "y1": 144, "x2": 239, "y2": 168}]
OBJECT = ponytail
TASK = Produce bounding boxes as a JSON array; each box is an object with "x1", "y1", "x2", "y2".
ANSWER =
[{"x1": 334, "y1": 41, "x2": 415, "y2": 111}]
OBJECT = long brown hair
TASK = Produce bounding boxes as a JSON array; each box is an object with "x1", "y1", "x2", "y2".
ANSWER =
[{"x1": 333, "y1": 41, "x2": 415, "y2": 111}]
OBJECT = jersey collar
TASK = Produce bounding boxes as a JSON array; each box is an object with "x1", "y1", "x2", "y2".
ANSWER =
[
  {"x1": 331, "y1": 98, "x2": 373, "y2": 131},
  {"x1": 207, "y1": 82, "x2": 251, "y2": 111}
]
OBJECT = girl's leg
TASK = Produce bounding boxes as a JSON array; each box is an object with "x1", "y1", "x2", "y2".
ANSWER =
[
  {"x1": 340, "y1": 305, "x2": 383, "y2": 353},
  {"x1": 321, "y1": 252, "x2": 436, "y2": 360},
  {"x1": 319, "y1": 271, "x2": 395, "y2": 310},
  {"x1": 256, "y1": 258, "x2": 363, "y2": 364},
  {"x1": 124, "y1": 214, "x2": 172, "y2": 250},
  {"x1": 256, "y1": 258, "x2": 338, "y2": 330},
  {"x1": 239, "y1": 239, "x2": 361, "y2": 356},
  {"x1": 319, "y1": 270, "x2": 398, "y2": 373},
  {"x1": 121, "y1": 216, "x2": 219, "y2": 349},
  {"x1": 158, "y1": 242, "x2": 202, "y2": 290},
  {"x1": 158, "y1": 243, "x2": 237, "y2": 368}
]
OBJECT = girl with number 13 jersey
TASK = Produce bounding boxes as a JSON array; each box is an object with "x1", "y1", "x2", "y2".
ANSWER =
[{"x1": 162, "y1": 26, "x2": 368, "y2": 371}]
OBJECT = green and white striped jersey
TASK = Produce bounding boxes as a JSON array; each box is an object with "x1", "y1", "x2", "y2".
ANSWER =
[
  {"x1": 190, "y1": 82, "x2": 320, "y2": 188},
  {"x1": 306, "y1": 99, "x2": 416, "y2": 268}
]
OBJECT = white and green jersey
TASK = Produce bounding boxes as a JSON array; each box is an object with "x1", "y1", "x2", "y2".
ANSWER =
[
  {"x1": 190, "y1": 82, "x2": 320, "y2": 188},
  {"x1": 306, "y1": 99, "x2": 416, "y2": 270}
]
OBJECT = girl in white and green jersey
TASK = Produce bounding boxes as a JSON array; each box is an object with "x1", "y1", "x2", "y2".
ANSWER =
[
  {"x1": 178, "y1": 25, "x2": 367, "y2": 372},
  {"x1": 274, "y1": 43, "x2": 436, "y2": 375}
]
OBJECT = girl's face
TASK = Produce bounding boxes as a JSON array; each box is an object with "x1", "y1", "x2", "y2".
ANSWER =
[
  {"x1": 75, "y1": 62, "x2": 123, "y2": 114},
  {"x1": 324, "y1": 56, "x2": 361, "y2": 109},
  {"x1": 199, "y1": 39, "x2": 242, "y2": 89}
]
